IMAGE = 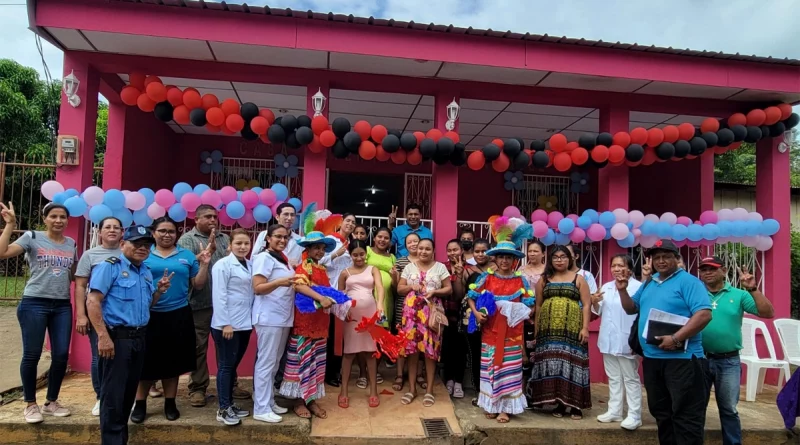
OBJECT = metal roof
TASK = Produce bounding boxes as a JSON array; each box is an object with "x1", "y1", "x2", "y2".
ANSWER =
[{"x1": 115, "y1": 0, "x2": 800, "y2": 67}]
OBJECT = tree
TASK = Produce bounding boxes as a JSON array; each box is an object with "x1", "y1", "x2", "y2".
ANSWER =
[
  {"x1": 95, "y1": 102, "x2": 108, "y2": 167},
  {"x1": 714, "y1": 141, "x2": 800, "y2": 187}
]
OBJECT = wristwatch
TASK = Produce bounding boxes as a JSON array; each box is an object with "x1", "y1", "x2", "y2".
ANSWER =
[
  {"x1": 744, "y1": 286, "x2": 757, "y2": 292},
  {"x1": 671, "y1": 335, "x2": 683, "y2": 348}
]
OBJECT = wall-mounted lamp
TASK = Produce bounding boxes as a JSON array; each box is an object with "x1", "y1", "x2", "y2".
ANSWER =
[
  {"x1": 312, "y1": 88, "x2": 326, "y2": 117},
  {"x1": 62, "y1": 70, "x2": 81, "y2": 108},
  {"x1": 445, "y1": 98, "x2": 460, "y2": 131},
  {"x1": 778, "y1": 129, "x2": 797, "y2": 154}
]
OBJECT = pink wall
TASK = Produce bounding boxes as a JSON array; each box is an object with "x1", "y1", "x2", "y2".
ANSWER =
[
  {"x1": 457, "y1": 167, "x2": 511, "y2": 221},
  {"x1": 118, "y1": 110, "x2": 177, "y2": 191},
  {"x1": 629, "y1": 156, "x2": 711, "y2": 218}
]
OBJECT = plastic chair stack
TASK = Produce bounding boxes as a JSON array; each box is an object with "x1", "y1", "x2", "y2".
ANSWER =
[{"x1": 740, "y1": 318, "x2": 790, "y2": 402}]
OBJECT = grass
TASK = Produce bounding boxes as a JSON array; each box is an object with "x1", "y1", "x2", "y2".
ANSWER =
[{"x1": 0, "y1": 276, "x2": 27, "y2": 301}]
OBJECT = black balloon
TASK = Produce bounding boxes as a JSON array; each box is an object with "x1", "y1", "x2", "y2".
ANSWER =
[
  {"x1": 785, "y1": 113, "x2": 800, "y2": 130},
  {"x1": 530, "y1": 140, "x2": 546, "y2": 152},
  {"x1": 769, "y1": 122, "x2": 786, "y2": 137},
  {"x1": 716, "y1": 128, "x2": 734, "y2": 147},
  {"x1": 285, "y1": 132, "x2": 300, "y2": 149},
  {"x1": 454, "y1": 143, "x2": 466, "y2": 154},
  {"x1": 689, "y1": 137, "x2": 707, "y2": 155},
  {"x1": 190, "y1": 108, "x2": 207, "y2": 126},
  {"x1": 332, "y1": 118, "x2": 351, "y2": 139},
  {"x1": 154, "y1": 101, "x2": 174, "y2": 122},
  {"x1": 655, "y1": 142, "x2": 675, "y2": 160},
  {"x1": 343, "y1": 131, "x2": 362, "y2": 152},
  {"x1": 532, "y1": 151, "x2": 550, "y2": 168},
  {"x1": 450, "y1": 150, "x2": 467, "y2": 167},
  {"x1": 280, "y1": 115, "x2": 298, "y2": 133},
  {"x1": 241, "y1": 125, "x2": 258, "y2": 141},
  {"x1": 240, "y1": 103, "x2": 259, "y2": 121},
  {"x1": 579, "y1": 133, "x2": 596, "y2": 149},
  {"x1": 759, "y1": 125, "x2": 771, "y2": 140},
  {"x1": 744, "y1": 126, "x2": 763, "y2": 143},
  {"x1": 382, "y1": 134, "x2": 401, "y2": 153},
  {"x1": 625, "y1": 144, "x2": 644, "y2": 162},
  {"x1": 594, "y1": 160, "x2": 609, "y2": 169},
  {"x1": 274, "y1": 116, "x2": 282, "y2": 126},
  {"x1": 332, "y1": 140, "x2": 349, "y2": 159},
  {"x1": 295, "y1": 126, "x2": 314, "y2": 145},
  {"x1": 482, "y1": 143, "x2": 501, "y2": 161},
  {"x1": 388, "y1": 129, "x2": 402, "y2": 139},
  {"x1": 420, "y1": 138, "x2": 437, "y2": 158},
  {"x1": 513, "y1": 151, "x2": 530, "y2": 170},
  {"x1": 596, "y1": 132, "x2": 613, "y2": 147},
  {"x1": 717, "y1": 118, "x2": 728, "y2": 129},
  {"x1": 503, "y1": 138, "x2": 521, "y2": 157},
  {"x1": 433, "y1": 153, "x2": 450, "y2": 165},
  {"x1": 400, "y1": 133, "x2": 417, "y2": 152},
  {"x1": 437, "y1": 137, "x2": 455, "y2": 156},
  {"x1": 730, "y1": 125, "x2": 747, "y2": 142},
  {"x1": 674, "y1": 140, "x2": 691, "y2": 158},
  {"x1": 297, "y1": 115, "x2": 312, "y2": 129},
  {"x1": 700, "y1": 132, "x2": 718, "y2": 148},
  {"x1": 267, "y1": 125, "x2": 286, "y2": 144}
]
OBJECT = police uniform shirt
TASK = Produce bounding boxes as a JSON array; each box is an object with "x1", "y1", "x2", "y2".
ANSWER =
[{"x1": 89, "y1": 255, "x2": 156, "y2": 328}]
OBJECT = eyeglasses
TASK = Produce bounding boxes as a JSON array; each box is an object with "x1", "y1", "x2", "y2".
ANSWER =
[
  {"x1": 131, "y1": 241, "x2": 153, "y2": 249},
  {"x1": 270, "y1": 234, "x2": 288, "y2": 240},
  {"x1": 552, "y1": 256, "x2": 570, "y2": 261},
  {"x1": 156, "y1": 229, "x2": 177, "y2": 235}
]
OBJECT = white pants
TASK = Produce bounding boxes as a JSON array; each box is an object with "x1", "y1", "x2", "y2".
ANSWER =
[
  {"x1": 253, "y1": 326, "x2": 291, "y2": 416},
  {"x1": 603, "y1": 353, "x2": 642, "y2": 421}
]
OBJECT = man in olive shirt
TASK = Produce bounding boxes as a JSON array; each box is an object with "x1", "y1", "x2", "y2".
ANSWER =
[{"x1": 699, "y1": 256, "x2": 774, "y2": 445}]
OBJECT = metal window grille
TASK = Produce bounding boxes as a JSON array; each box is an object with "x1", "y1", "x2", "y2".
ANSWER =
[
  {"x1": 512, "y1": 174, "x2": 578, "y2": 218},
  {"x1": 404, "y1": 173, "x2": 432, "y2": 219}
]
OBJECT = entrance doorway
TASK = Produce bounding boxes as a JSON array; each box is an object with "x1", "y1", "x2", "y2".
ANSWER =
[{"x1": 327, "y1": 171, "x2": 404, "y2": 218}]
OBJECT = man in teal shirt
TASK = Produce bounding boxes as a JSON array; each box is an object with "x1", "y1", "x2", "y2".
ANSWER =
[
  {"x1": 699, "y1": 256, "x2": 774, "y2": 445},
  {"x1": 390, "y1": 204, "x2": 432, "y2": 257}
]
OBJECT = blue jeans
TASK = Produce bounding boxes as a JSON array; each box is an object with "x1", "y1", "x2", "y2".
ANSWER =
[
  {"x1": 211, "y1": 328, "x2": 251, "y2": 410},
  {"x1": 708, "y1": 356, "x2": 743, "y2": 445},
  {"x1": 89, "y1": 325, "x2": 101, "y2": 399},
  {"x1": 17, "y1": 297, "x2": 73, "y2": 403}
]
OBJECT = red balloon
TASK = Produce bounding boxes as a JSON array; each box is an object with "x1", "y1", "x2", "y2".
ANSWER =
[
  {"x1": 549, "y1": 134, "x2": 568, "y2": 153},
  {"x1": 553, "y1": 152, "x2": 572, "y2": 172},
  {"x1": 445, "y1": 131, "x2": 460, "y2": 144},
  {"x1": 629, "y1": 127, "x2": 648, "y2": 145},
  {"x1": 591, "y1": 145, "x2": 609, "y2": 163},
  {"x1": 308, "y1": 136, "x2": 325, "y2": 154},
  {"x1": 144, "y1": 75, "x2": 161, "y2": 87},
  {"x1": 700, "y1": 118, "x2": 719, "y2": 134},
  {"x1": 642, "y1": 148, "x2": 657, "y2": 166},
  {"x1": 173, "y1": 105, "x2": 190, "y2": 125},
  {"x1": 746, "y1": 109, "x2": 766, "y2": 126},
  {"x1": 166, "y1": 87, "x2": 183, "y2": 107},
  {"x1": 571, "y1": 147, "x2": 589, "y2": 165},
  {"x1": 354, "y1": 121, "x2": 372, "y2": 141},
  {"x1": 359, "y1": 141, "x2": 377, "y2": 160},
  {"x1": 250, "y1": 116, "x2": 269, "y2": 135},
  {"x1": 677, "y1": 123, "x2": 696, "y2": 141},
  {"x1": 145, "y1": 82, "x2": 167, "y2": 103},
  {"x1": 662, "y1": 125, "x2": 679, "y2": 143},
  {"x1": 390, "y1": 150, "x2": 407, "y2": 164},
  {"x1": 413, "y1": 132, "x2": 425, "y2": 145},
  {"x1": 546, "y1": 150, "x2": 554, "y2": 168},
  {"x1": 492, "y1": 138, "x2": 505, "y2": 149},
  {"x1": 320, "y1": 130, "x2": 336, "y2": 148},
  {"x1": 371, "y1": 125, "x2": 388, "y2": 143},
  {"x1": 646, "y1": 128, "x2": 664, "y2": 147},
  {"x1": 728, "y1": 113, "x2": 747, "y2": 127},
  {"x1": 612, "y1": 132, "x2": 631, "y2": 148},
  {"x1": 714, "y1": 146, "x2": 727, "y2": 155},
  {"x1": 221, "y1": 126, "x2": 236, "y2": 136},
  {"x1": 136, "y1": 94, "x2": 156, "y2": 112},
  {"x1": 375, "y1": 145, "x2": 391, "y2": 162},
  {"x1": 728, "y1": 141, "x2": 743, "y2": 150},
  {"x1": 608, "y1": 145, "x2": 625, "y2": 163},
  {"x1": 565, "y1": 142, "x2": 578, "y2": 152},
  {"x1": 220, "y1": 99, "x2": 240, "y2": 117},
  {"x1": 426, "y1": 129, "x2": 443, "y2": 142},
  {"x1": 259, "y1": 108, "x2": 276, "y2": 125},
  {"x1": 778, "y1": 103, "x2": 793, "y2": 120},
  {"x1": 129, "y1": 72, "x2": 146, "y2": 90},
  {"x1": 206, "y1": 123, "x2": 221, "y2": 133},
  {"x1": 407, "y1": 149, "x2": 423, "y2": 166},
  {"x1": 120, "y1": 86, "x2": 140, "y2": 106},
  {"x1": 467, "y1": 151, "x2": 485, "y2": 170},
  {"x1": 492, "y1": 152, "x2": 510, "y2": 172},
  {"x1": 311, "y1": 115, "x2": 328, "y2": 135},
  {"x1": 764, "y1": 107, "x2": 782, "y2": 125},
  {"x1": 226, "y1": 114, "x2": 245, "y2": 133},
  {"x1": 206, "y1": 107, "x2": 225, "y2": 127},
  {"x1": 183, "y1": 90, "x2": 202, "y2": 109},
  {"x1": 202, "y1": 94, "x2": 220, "y2": 111}
]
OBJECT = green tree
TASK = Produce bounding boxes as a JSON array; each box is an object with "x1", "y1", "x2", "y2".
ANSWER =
[
  {"x1": 95, "y1": 102, "x2": 108, "y2": 167},
  {"x1": 714, "y1": 141, "x2": 800, "y2": 187}
]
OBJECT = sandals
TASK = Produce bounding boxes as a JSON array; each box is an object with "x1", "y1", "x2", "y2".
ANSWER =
[
  {"x1": 552, "y1": 404, "x2": 567, "y2": 418},
  {"x1": 570, "y1": 409, "x2": 583, "y2": 420},
  {"x1": 497, "y1": 413, "x2": 510, "y2": 423},
  {"x1": 485, "y1": 413, "x2": 498, "y2": 419},
  {"x1": 307, "y1": 402, "x2": 327, "y2": 419},
  {"x1": 416, "y1": 375, "x2": 428, "y2": 390},
  {"x1": 392, "y1": 376, "x2": 404, "y2": 392},
  {"x1": 356, "y1": 377, "x2": 368, "y2": 389},
  {"x1": 293, "y1": 404, "x2": 311, "y2": 419},
  {"x1": 368, "y1": 396, "x2": 380, "y2": 408},
  {"x1": 401, "y1": 392, "x2": 416, "y2": 405},
  {"x1": 376, "y1": 373, "x2": 384, "y2": 384},
  {"x1": 337, "y1": 395, "x2": 349, "y2": 409},
  {"x1": 422, "y1": 393, "x2": 435, "y2": 407}
]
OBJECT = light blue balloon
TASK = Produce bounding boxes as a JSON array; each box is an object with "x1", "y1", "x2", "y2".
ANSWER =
[
  {"x1": 89, "y1": 204, "x2": 113, "y2": 225},
  {"x1": 64, "y1": 196, "x2": 87, "y2": 217},
  {"x1": 618, "y1": 233, "x2": 636, "y2": 248},
  {"x1": 237, "y1": 191, "x2": 243, "y2": 200},
  {"x1": 599, "y1": 211, "x2": 616, "y2": 229},
  {"x1": 731, "y1": 221, "x2": 747, "y2": 237},
  {"x1": 555, "y1": 233, "x2": 570, "y2": 246},
  {"x1": 687, "y1": 224, "x2": 704, "y2": 242},
  {"x1": 581, "y1": 209, "x2": 599, "y2": 224},
  {"x1": 744, "y1": 220, "x2": 761, "y2": 237},
  {"x1": 761, "y1": 219, "x2": 780, "y2": 236},
  {"x1": 557, "y1": 218, "x2": 575, "y2": 235},
  {"x1": 717, "y1": 220, "x2": 731, "y2": 237},
  {"x1": 541, "y1": 229, "x2": 556, "y2": 246},
  {"x1": 193, "y1": 184, "x2": 211, "y2": 195},
  {"x1": 577, "y1": 216, "x2": 592, "y2": 230},
  {"x1": 112, "y1": 208, "x2": 133, "y2": 228},
  {"x1": 103, "y1": 189, "x2": 126, "y2": 210},
  {"x1": 640, "y1": 220, "x2": 654, "y2": 236},
  {"x1": 64, "y1": 188, "x2": 79, "y2": 198},
  {"x1": 133, "y1": 208, "x2": 153, "y2": 226},
  {"x1": 604, "y1": 229, "x2": 612, "y2": 241},
  {"x1": 288, "y1": 198, "x2": 303, "y2": 212},
  {"x1": 251, "y1": 187, "x2": 263, "y2": 195},
  {"x1": 702, "y1": 223, "x2": 719, "y2": 241},
  {"x1": 138, "y1": 188, "x2": 155, "y2": 204},
  {"x1": 168, "y1": 203, "x2": 188, "y2": 222},
  {"x1": 656, "y1": 222, "x2": 672, "y2": 238},
  {"x1": 271, "y1": 183, "x2": 289, "y2": 202},
  {"x1": 225, "y1": 201, "x2": 245, "y2": 219},
  {"x1": 253, "y1": 205, "x2": 273, "y2": 223},
  {"x1": 671, "y1": 224, "x2": 688, "y2": 241},
  {"x1": 172, "y1": 182, "x2": 192, "y2": 201},
  {"x1": 53, "y1": 192, "x2": 68, "y2": 204}
]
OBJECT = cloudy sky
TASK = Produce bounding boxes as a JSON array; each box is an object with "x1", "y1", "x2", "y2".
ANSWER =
[{"x1": 1, "y1": 0, "x2": 798, "y2": 83}]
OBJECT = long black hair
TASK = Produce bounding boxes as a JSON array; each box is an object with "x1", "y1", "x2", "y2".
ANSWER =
[
  {"x1": 544, "y1": 244, "x2": 575, "y2": 279},
  {"x1": 262, "y1": 224, "x2": 289, "y2": 266}
]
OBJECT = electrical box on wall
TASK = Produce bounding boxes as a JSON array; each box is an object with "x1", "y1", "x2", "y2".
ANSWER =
[{"x1": 56, "y1": 135, "x2": 80, "y2": 166}]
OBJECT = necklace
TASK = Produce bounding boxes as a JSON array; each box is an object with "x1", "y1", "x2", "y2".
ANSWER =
[{"x1": 710, "y1": 289, "x2": 725, "y2": 309}]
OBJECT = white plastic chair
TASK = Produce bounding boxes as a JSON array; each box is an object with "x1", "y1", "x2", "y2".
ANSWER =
[
  {"x1": 740, "y1": 318, "x2": 790, "y2": 401},
  {"x1": 773, "y1": 318, "x2": 800, "y2": 367}
]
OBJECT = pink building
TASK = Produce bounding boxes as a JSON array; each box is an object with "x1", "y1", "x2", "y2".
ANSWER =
[{"x1": 27, "y1": 0, "x2": 799, "y2": 384}]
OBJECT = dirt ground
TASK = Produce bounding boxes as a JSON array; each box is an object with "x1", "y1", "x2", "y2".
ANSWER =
[{"x1": 0, "y1": 305, "x2": 50, "y2": 402}]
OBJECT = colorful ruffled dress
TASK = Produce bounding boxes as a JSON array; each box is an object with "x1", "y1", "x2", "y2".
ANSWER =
[
  {"x1": 399, "y1": 262, "x2": 450, "y2": 360},
  {"x1": 468, "y1": 270, "x2": 534, "y2": 415}
]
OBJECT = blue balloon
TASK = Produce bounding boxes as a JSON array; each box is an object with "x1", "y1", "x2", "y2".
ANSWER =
[
  {"x1": 581, "y1": 209, "x2": 599, "y2": 224},
  {"x1": 640, "y1": 220, "x2": 655, "y2": 236},
  {"x1": 237, "y1": 191, "x2": 243, "y2": 200},
  {"x1": 133, "y1": 208, "x2": 153, "y2": 226},
  {"x1": 89, "y1": 204, "x2": 113, "y2": 225},
  {"x1": 671, "y1": 224, "x2": 688, "y2": 241},
  {"x1": 555, "y1": 233, "x2": 570, "y2": 246},
  {"x1": 731, "y1": 221, "x2": 747, "y2": 237},
  {"x1": 64, "y1": 196, "x2": 87, "y2": 217},
  {"x1": 599, "y1": 211, "x2": 616, "y2": 229},
  {"x1": 541, "y1": 229, "x2": 556, "y2": 246},
  {"x1": 687, "y1": 224, "x2": 704, "y2": 242},
  {"x1": 761, "y1": 219, "x2": 780, "y2": 236},
  {"x1": 717, "y1": 220, "x2": 732, "y2": 237},
  {"x1": 702, "y1": 223, "x2": 719, "y2": 241},
  {"x1": 626, "y1": 222, "x2": 634, "y2": 230},
  {"x1": 557, "y1": 218, "x2": 575, "y2": 235},
  {"x1": 112, "y1": 208, "x2": 133, "y2": 228},
  {"x1": 271, "y1": 183, "x2": 289, "y2": 202},
  {"x1": 172, "y1": 182, "x2": 192, "y2": 201},
  {"x1": 744, "y1": 220, "x2": 761, "y2": 237},
  {"x1": 655, "y1": 222, "x2": 671, "y2": 238},
  {"x1": 138, "y1": 188, "x2": 155, "y2": 204},
  {"x1": 618, "y1": 233, "x2": 636, "y2": 248},
  {"x1": 577, "y1": 216, "x2": 592, "y2": 230},
  {"x1": 103, "y1": 189, "x2": 126, "y2": 210},
  {"x1": 64, "y1": 188, "x2": 79, "y2": 198},
  {"x1": 225, "y1": 201, "x2": 245, "y2": 219},
  {"x1": 168, "y1": 203, "x2": 188, "y2": 222},
  {"x1": 604, "y1": 229, "x2": 612, "y2": 241},
  {"x1": 253, "y1": 205, "x2": 273, "y2": 224},
  {"x1": 193, "y1": 184, "x2": 210, "y2": 195},
  {"x1": 288, "y1": 198, "x2": 303, "y2": 212},
  {"x1": 251, "y1": 187, "x2": 263, "y2": 195},
  {"x1": 53, "y1": 192, "x2": 68, "y2": 204}
]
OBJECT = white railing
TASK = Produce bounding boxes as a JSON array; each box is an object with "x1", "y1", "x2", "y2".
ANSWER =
[
  {"x1": 354, "y1": 216, "x2": 433, "y2": 245},
  {"x1": 457, "y1": 220, "x2": 493, "y2": 242}
]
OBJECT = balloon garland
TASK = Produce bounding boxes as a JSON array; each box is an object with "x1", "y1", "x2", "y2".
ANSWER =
[{"x1": 40, "y1": 180, "x2": 300, "y2": 229}]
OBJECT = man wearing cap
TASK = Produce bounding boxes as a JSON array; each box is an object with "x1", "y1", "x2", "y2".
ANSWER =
[
  {"x1": 87, "y1": 225, "x2": 172, "y2": 445},
  {"x1": 617, "y1": 239, "x2": 712, "y2": 445},
  {"x1": 699, "y1": 256, "x2": 773, "y2": 445}
]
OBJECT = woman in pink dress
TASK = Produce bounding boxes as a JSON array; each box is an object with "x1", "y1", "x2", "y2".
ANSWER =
[{"x1": 337, "y1": 240, "x2": 384, "y2": 409}]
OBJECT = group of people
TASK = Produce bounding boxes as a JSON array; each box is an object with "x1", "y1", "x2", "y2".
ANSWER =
[{"x1": 0, "y1": 200, "x2": 775, "y2": 445}]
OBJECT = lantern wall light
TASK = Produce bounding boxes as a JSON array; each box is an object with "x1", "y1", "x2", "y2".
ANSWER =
[
  {"x1": 62, "y1": 70, "x2": 81, "y2": 108},
  {"x1": 445, "y1": 98, "x2": 459, "y2": 131},
  {"x1": 312, "y1": 88, "x2": 326, "y2": 117}
]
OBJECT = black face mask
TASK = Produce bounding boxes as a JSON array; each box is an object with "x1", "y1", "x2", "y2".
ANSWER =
[{"x1": 461, "y1": 240, "x2": 474, "y2": 251}]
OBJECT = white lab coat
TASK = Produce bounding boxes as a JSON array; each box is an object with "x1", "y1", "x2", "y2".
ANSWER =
[
  {"x1": 592, "y1": 278, "x2": 642, "y2": 357},
  {"x1": 211, "y1": 253, "x2": 255, "y2": 331},
  {"x1": 250, "y1": 230, "x2": 303, "y2": 268},
  {"x1": 320, "y1": 235, "x2": 351, "y2": 290},
  {"x1": 251, "y1": 251, "x2": 296, "y2": 328}
]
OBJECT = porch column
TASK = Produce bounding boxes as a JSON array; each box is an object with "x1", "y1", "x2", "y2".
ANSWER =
[
  {"x1": 597, "y1": 106, "x2": 629, "y2": 283},
  {"x1": 302, "y1": 83, "x2": 329, "y2": 208},
  {"x1": 101, "y1": 100, "x2": 126, "y2": 189},
  {"x1": 431, "y1": 92, "x2": 459, "y2": 262}
]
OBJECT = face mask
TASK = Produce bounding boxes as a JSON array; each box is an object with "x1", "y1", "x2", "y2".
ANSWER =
[{"x1": 461, "y1": 241, "x2": 474, "y2": 251}]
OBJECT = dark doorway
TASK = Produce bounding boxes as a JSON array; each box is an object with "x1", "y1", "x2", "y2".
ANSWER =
[{"x1": 327, "y1": 171, "x2": 404, "y2": 217}]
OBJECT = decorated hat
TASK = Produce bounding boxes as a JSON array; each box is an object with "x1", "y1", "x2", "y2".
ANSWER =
[
  {"x1": 298, "y1": 231, "x2": 336, "y2": 252},
  {"x1": 487, "y1": 240, "x2": 524, "y2": 258},
  {"x1": 485, "y1": 216, "x2": 531, "y2": 258}
]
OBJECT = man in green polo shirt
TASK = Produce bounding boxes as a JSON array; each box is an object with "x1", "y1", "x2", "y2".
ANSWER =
[{"x1": 700, "y1": 256, "x2": 774, "y2": 445}]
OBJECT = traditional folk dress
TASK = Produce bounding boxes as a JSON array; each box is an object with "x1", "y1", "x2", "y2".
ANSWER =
[{"x1": 468, "y1": 270, "x2": 534, "y2": 415}]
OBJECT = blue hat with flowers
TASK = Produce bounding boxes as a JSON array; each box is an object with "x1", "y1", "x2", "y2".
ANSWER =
[
  {"x1": 485, "y1": 216, "x2": 532, "y2": 258},
  {"x1": 298, "y1": 231, "x2": 336, "y2": 252},
  {"x1": 486, "y1": 241, "x2": 524, "y2": 258}
]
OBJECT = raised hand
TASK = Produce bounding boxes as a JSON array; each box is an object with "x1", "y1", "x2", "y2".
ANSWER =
[
  {"x1": 198, "y1": 242, "x2": 213, "y2": 265},
  {"x1": 207, "y1": 227, "x2": 217, "y2": 254},
  {"x1": 591, "y1": 291, "x2": 604, "y2": 305},
  {"x1": 641, "y1": 257, "x2": 652, "y2": 281},
  {"x1": 615, "y1": 278, "x2": 629, "y2": 291},
  {"x1": 452, "y1": 256, "x2": 464, "y2": 276},
  {"x1": 0, "y1": 202, "x2": 16, "y2": 225},
  {"x1": 738, "y1": 267, "x2": 756, "y2": 290},
  {"x1": 157, "y1": 269, "x2": 175, "y2": 293}
]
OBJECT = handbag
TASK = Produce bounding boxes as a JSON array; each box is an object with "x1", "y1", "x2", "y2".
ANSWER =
[
  {"x1": 627, "y1": 278, "x2": 651, "y2": 357},
  {"x1": 428, "y1": 298, "x2": 449, "y2": 333}
]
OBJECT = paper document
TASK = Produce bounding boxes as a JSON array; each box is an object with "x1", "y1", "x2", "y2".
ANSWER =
[{"x1": 642, "y1": 309, "x2": 689, "y2": 351}]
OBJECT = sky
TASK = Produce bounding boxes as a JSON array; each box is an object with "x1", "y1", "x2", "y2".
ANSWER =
[{"x1": 1, "y1": 0, "x2": 799, "y2": 90}]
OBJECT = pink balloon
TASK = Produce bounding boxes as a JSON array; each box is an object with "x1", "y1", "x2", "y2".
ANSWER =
[
  {"x1": 259, "y1": 189, "x2": 277, "y2": 206},
  {"x1": 612, "y1": 208, "x2": 629, "y2": 224},
  {"x1": 717, "y1": 209, "x2": 734, "y2": 221},
  {"x1": 147, "y1": 203, "x2": 165, "y2": 219},
  {"x1": 741, "y1": 236, "x2": 758, "y2": 248},
  {"x1": 628, "y1": 210, "x2": 645, "y2": 228},
  {"x1": 201, "y1": 190, "x2": 222, "y2": 209},
  {"x1": 755, "y1": 236, "x2": 773, "y2": 251},
  {"x1": 125, "y1": 191, "x2": 146, "y2": 211},
  {"x1": 531, "y1": 209, "x2": 548, "y2": 223},
  {"x1": 610, "y1": 223, "x2": 630, "y2": 240},
  {"x1": 674, "y1": 240, "x2": 687, "y2": 248},
  {"x1": 238, "y1": 210, "x2": 256, "y2": 228},
  {"x1": 632, "y1": 228, "x2": 642, "y2": 237},
  {"x1": 644, "y1": 213, "x2": 659, "y2": 224},
  {"x1": 270, "y1": 201, "x2": 284, "y2": 216},
  {"x1": 640, "y1": 235, "x2": 658, "y2": 248},
  {"x1": 687, "y1": 240, "x2": 702, "y2": 248},
  {"x1": 180, "y1": 193, "x2": 202, "y2": 212},
  {"x1": 699, "y1": 210, "x2": 718, "y2": 225},
  {"x1": 41, "y1": 180, "x2": 65, "y2": 200},
  {"x1": 586, "y1": 224, "x2": 606, "y2": 242},
  {"x1": 732, "y1": 208, "x2": 749, "y2": 221},
  {"x1": 747, "y1": 212, "x2": 763, "y2": 222},
  {"x1": 660, "y1": 212, "x2": 677, "y2": 225},
  {"x1": 241, "y1": 190, "x2": 259, "y2": 209},
  {"x1": 503, "y1": 206, "x2": 521, "y2": 218},
  {"x1": 547, "y1": 211, "x2": 564, "y2": 229},
  {"x1": 219, "y1": 186, "x2": 238, "y2": 204},
  {"x1": 567, "y1": 214, "x2": 579, "y2": 224},
  {"x1": 676, "y1": 216, "x2": 693, "y2": 226},
  {"x1": 569, "y1": 227, "x2": 586, "y2": 243},
  {"x1": 187, "y1": 211, "x2": 196, "y2": 219},
  {"x1": 154, "y1": 189, "x2": 175, "y2": 208},
  {"x1": 218, "y1": 211, "x2": 235, "y2": 226},
  {"x1": 84, "y1": 186, "x2": 105, "y2": 206},
  {"x1": 532, "y1": 221, "x2": 549, "y2": 238}
]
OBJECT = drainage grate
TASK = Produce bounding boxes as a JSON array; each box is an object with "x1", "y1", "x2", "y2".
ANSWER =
[{"x1": 421, "y1": 417, "x2": 452, "y2": 438}]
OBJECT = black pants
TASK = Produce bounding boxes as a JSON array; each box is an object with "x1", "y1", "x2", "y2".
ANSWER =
[
  {"x1": 442, "y1": 322, "x2": 467, "y2": 384},
  {"x1": 211, "y1": 329, "x2": 251, "y2": 410},
  {"x1": 467, "y1": 332, "x2": 482, "y2": 390},
  {"x1": 99, "y1": 328, "x2": 146, "y2": 445},
  {"x1": 325, "y1": 314, "x2": 342, "y2": 381},
  {"x1": 643, "y1": 356, "x2": 710, "y2": 445}
]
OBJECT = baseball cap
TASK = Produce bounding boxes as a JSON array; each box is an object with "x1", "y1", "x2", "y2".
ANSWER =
[
  {"x1": 699, "y1": 256, "x2": 724, "y2": 268},
  {"x1": 123, "y1": 225, "x2": 155, "y2": 242},
  {"x1": 647, "y1": 239, "x2": 679, "y2": 256}
]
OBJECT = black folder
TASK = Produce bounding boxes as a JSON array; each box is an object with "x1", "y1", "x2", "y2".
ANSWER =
[{"x1": 645, "y1": 320, "x2": 683, "y2": 345}]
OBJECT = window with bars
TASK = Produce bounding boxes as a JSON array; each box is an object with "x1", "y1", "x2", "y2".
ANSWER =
[
  {"x1": 209, "y1": 156, "x2": 303, "y2": 197},
  {"x1": 512, "y1": 174, "x2": 578, "y2": 218}
]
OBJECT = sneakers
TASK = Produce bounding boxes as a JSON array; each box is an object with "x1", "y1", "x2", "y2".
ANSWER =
[
  {"x1": 452, "y1": 383, "x2": 464, "y2": 399},
  {"x1": 149, "y1": 384, "x2": 163, "y2": 398},
  {"x1": 596, "y1": 411, "x2": 623, "y2": 423},
  {"x1": 23, "y1": 405, "x2": 43, "y2": 424},
  {"x1": 271, "y1": 403, "x2": 288, "y2": 415},
  {"x1": 621, "y1": 417, "x2": 642, "y2": 431},
  {"x1": 232, "y1": 386, "x2": 251, "y2": 400},
  {"x1": 216, "y1": 407, "x2": 241, "y2": 426},
  {"x1": 230, "y1": 404, "x2": 250, "y2": 418},
  {"x1": 91, "y1": 400, "x2": 100, "y2": 417},
  {"x1": 189, "y1": 391, "x2": 207, "y2": 407},
  {"x1": 41, "y1": 401, "x2": 71, "y2": 417},
  {"x1": 445, "y1": 380, "x2": 454, "y2": 395},
  {"x1": 253, "y1": 412, "x2": 283, "y2": 423}
]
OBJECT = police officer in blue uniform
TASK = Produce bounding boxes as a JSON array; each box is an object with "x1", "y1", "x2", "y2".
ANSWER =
[{"x1": 87, "y1": 225, "x2": 172, "y2": 445}]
